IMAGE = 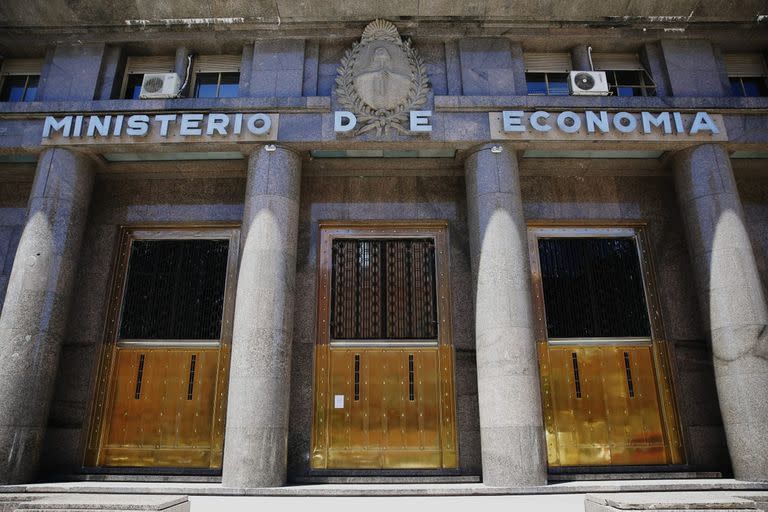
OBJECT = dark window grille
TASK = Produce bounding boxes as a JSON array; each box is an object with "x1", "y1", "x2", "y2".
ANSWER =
[
  {"x1": 194, "y1": 72, "x2": 240, "y2": 98},
  {"x1": 330, "y1": 238, "x2": 438, "y2": 340},
  {"x1": 603, "y1": 69, "x2": 657, "y2": 97},
  {"x1": 123, "y1": 73, "x2": 145, "y2": 99},
  {"x1": 526, "y1": 72, "x2": 570, "y2": 95},
  {"x1": 538, "y1": 237, "x2": 651, "y2": 339},
  {"x1": 0, "y1": 74, "x2": 39, "y2": 102},
  {"x1": 729, "y1": 76, "x2": 768, "y2": 97},
  {"x1": 119, "y1": 239, "x2": 229, "y2": 340}
]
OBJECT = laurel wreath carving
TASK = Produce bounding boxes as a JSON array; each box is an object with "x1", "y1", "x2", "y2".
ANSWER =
[{"x1": 335, "y1": 36, "x2": 430, "y2": 136}]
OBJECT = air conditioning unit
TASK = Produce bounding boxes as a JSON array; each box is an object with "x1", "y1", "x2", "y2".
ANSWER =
[
  {"x1": 569, "y1": 71, "x2": 609, "y2": 96},
  {"x1": 139, "y1": 73, "x2": 180, "y2": 99}
]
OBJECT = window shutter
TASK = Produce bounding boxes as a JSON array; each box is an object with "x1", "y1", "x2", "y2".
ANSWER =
[
  {"x1": 124, "y1": 56, "x2": 175, "y2": 75},
  {"x1": 592, "y1": 53, "x2": 644, "y2": 71},
  {"x1": 524, "y1": 53, "x2": 572, "y2": 72},
  {"x1": 193, "y1": 55, "x2": 241, "y2": 74},
  {"x1": 724, "y1": 53, "x2": 767, "y2": 77},
  {"x1": 1, "y1": 59, "x2": 43, "y2": 75}
]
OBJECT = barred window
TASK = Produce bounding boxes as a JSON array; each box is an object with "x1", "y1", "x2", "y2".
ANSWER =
[
  {"x1": 118, "y1": 239, "x2": 230, "y2": 340},
  {"x1": 537, "y1": 237, "x2": 651, "y2": 339},
  {"x1": 0, "y1": 59, "x2": 42, "y2": 102},
  {"x1": 330, "y1": 238, "x2": 438, "y2": 340}
]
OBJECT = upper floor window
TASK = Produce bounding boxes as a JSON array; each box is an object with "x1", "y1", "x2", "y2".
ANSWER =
[
  {"x1": 724, "y1": 53, "x2": 768, "y2": 97},
  {"x1": 121, "y1": 56, "x2": 175, "y2": 99},
  {"x1": 191, "y1": 55, "x2": 241, "y2": 98},
  {"x1": 592, "y1": 53, "x2": 656, "y2": 97},
  {"x1": 525, "y1": 53, "x2": 572, "y2": 95},
  {"x1": 0, "y1": 59, "x2": 42, "y2": 102}
]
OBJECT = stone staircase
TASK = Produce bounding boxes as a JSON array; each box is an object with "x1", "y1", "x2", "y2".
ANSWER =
[
  {"x1": 0, "y1": 494, "x2": 188, "y2": 512},
  {"x1": 585, "y1": 492, "x2": 768, "y2": 512}
]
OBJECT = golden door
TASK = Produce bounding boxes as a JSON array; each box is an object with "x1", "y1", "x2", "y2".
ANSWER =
[
  {"x1": 311, "y1": 222, "x2": 458, "y2": 469},
  {"x1": 529, "y1": 225, "x2": 684, "y2": 468},
  {"x1": 84, "y1": 226, "x2": 239, "y2": 469}
]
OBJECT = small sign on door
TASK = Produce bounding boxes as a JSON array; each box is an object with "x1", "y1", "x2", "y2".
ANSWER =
[{"x1": 334, "y1": 394, "x2": 345, "y2": 409}]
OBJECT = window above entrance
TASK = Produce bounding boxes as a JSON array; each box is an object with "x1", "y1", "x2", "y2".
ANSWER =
[
  {"x1": 191, "y1": 55, "x2": 241, "y2": 98},
  {"x1": 524, "y1": 53, "x2": 572, "y2": 96},
  {"x1": 0, "y1": 59, "x2": 42, "y2": 102},
  {"x1": 592, "y1": 53, "x2": 656, "y2": 97},
  {"x1": 724, "y1": 53, "x2": 768, "y2": 97}
]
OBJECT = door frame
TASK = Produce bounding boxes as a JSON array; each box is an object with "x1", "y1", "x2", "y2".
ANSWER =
[
  {"x1": 527, "y1": 220, "x2": 685, "y2": 468},
  {"x1": 83, "y1": 223, "x2": 240, "y2": 470},
  {"x1": 310, "y1": 220, "x2": 458, "y2": 469}
]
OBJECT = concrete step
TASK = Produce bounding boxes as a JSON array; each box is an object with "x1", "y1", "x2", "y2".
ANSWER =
[
  {"x1": 585, "y1": 492, "x2": 765, "y2": 512},
  {"x1": 550, "y1": 472, "x2": 722, "y2": 481},
  {"x1": 0, "y1": 494, "x2": 189, "y2": 512}
]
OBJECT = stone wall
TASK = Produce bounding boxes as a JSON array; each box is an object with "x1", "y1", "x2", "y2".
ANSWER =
[
  {"x1": 0, "y1": 179, "x2": 31, "y2": 314},
  {"x1": 738, "y1": 176, "x2": 768, "y2": 297}
]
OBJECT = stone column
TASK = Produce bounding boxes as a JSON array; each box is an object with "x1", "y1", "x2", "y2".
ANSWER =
[
  {"x1": 222, "y1": 145, "x2": 301, "y2": 488},
  {"x1": 465, "y1": 144, "x2": 547, "y2": 487},
  {"x1": 674, "y1": 144, "x2": 768, "y2": 481},
  {"x1": 174, "y1": 46, "x2": 190, "y2": 97},
  {"x1": 571, "y1": 44, "x2": 592, "y2": 70},
  {"x1": 0, "y1": 148, "x2": 94, "y2": 484}
]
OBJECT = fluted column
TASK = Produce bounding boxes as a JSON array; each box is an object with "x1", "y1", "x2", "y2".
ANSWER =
[
  {"x1": 222, "y1": 145, "x2": 301, "y2": 487},
  {"x1": 465, "y1": 144, "x2": 547, "y2": 487},
  {"x1": 0, "y1": 148, "x2": 94, "y2": 484},
  {"x1": 674, "y1": 143, "x2": 768, "y2": 481}
]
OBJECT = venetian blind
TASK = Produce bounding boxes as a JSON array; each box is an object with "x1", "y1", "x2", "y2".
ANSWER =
[
  {"x1": 124, "y1": 56, "x2": 175, "y2": 75},
  {"x1": 1, "y1": 59, "x2": 43, "y2": 75},
  {"x1": 193, "y1": 55, "x2": 241, "y2": 74},
  {"x1": 592, "y1": 53, "x2": 645, "y2": 71},
  {"x1": 723, "y1": 53, "x2": 767, "y2": 77},
  {"x1": 524, "y1": 53, "x2": 572, "y2": 72}
]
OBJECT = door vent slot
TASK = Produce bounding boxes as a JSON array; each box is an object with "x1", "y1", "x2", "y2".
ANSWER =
[
  {"x1": 354, "y1": 354, "x2": 360, "y2": 401},
  {"x1": 408, "y1": 354, "x2": 415, "y2": 401},
  {"x1": 134, "y1": 354, "x2": 145, "y2": 399},
  {"x1": 624, "y1": 352, "x2": 635, "y2": 398},
  {"x1": 187, "y1": 354, "x2": 197, "y2": 400},
  {"x1": 571, "y1": 352, "x2": 582, "y2": 398}
]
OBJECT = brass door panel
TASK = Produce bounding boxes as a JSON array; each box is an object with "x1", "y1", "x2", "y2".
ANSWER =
[
  {"x1": 312, "y1": 344, "x2": 457, "y2": 469},
  {"x1": 99, "y1": 347, "x2": 225, "y2": 468},
  {"x1": 540, "y1": 344, "x2": 675, "y2": 467}
]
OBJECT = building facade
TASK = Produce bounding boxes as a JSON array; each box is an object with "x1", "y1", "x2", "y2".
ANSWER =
[{"x1": 0, "y1": 2, "x2": 767, "y2": 488}]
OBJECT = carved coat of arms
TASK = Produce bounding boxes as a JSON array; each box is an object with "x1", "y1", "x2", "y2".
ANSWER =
[{"x1": 335, "y1": 19, "x2": 430, "y2": 135}]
